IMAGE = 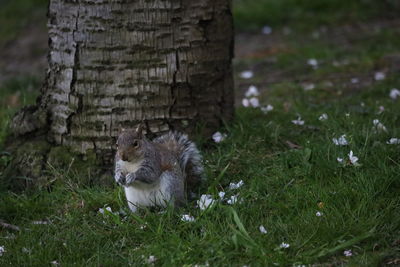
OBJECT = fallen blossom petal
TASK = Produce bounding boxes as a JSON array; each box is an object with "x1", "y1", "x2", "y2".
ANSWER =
[
  {"x1": 144, "y1": 255, "x2": 157, "y2": 264},
  {"x1": 372, "y1": 119, "x2": 388, "y2": 133},
  {"x1": 240, "y1": 70, "x2": 253, "y2": 79},
  {"x1": 262, "y1": 25, "x2": 272, "y2": 35},
  {"x1": 229, "y1": 180, "x2": 244, "y2": 190},
  {"x1": 261, "y1": 105, "x2": 274, "y2": 114},
  {"x1": 302, "y1": 83, "x2": 315, "y2": 91},
  {"x1": 378, "y1": 106, "x2": 385, "y2": 114},
  {"x1": 390, "y1": 88, "x2": 400, "y2": 100},
  {"x1": 259, "y1": 225, "x2": 268, "y2": 234},
  {"x1": 307, "y1": 58, "x2": 318, "y2": 67},
  {"x1": 249, "y1": 97, "x2": 260, "y2": 107},
  {"x1": 292, "y1": 117, "x2": 305, "y2": 125},
  {"x1": 387, "y1": 138, "x2": 400, "y2": 144},
  {"x1": 319, "y1": 113, "x2": 328, "y2": 121},
  {"x1": 242, "y1": 98, "x2": 250, "y2": 107},
  {"x1": 374, "y1": 72, "x2": 385, "y2": 81},
  {"x1": 181, "y1": 214, "x2": 195, "y2": 222},
  {"x1": 245, "y1": 85, "x2": 259, "y2": 97},
  {"x1": 218, "y1": 191, "x2": 226, "y2": 200},
  {"x1": 348, "y1": 150, "x2": 359, "y2": 166},
  {"x1": 212, "y1": 132, "x2": 227, "y2": 143},
  {"x1": 0, "y1": 246, "x2": 5, "y2": 256},
  {"x1": 337, "y1": 157, "x2": 344, "y2": 163},
  {"x1": 197, "y1": 194, "x2": 215, "y2": 210},
  {"x1": 280, "y1": 242, "x2": 290, "y2": 249},
  {"x1": 332, "y1": 135, "x2": 348, "y2": 146},
  {"x1": 316, "y1": 211, "x2": 323, "y2": 217},
  {"x1": 227, "y1": 195, "x2": 239, "y2": 205},
  {"x1": 343, "y1": 250, "x2": 352, "y2": 257},
  {"x1": 351, "y1": 78, "x2": 359, "y2": 84},
  {"x1": 50, "y1": 261, "x2": 59, "y2": 265}
]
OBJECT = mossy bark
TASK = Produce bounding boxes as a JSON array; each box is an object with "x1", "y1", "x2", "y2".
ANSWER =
[{"x1": 2, "y1": 0, "x2": 234, "y2": 189}]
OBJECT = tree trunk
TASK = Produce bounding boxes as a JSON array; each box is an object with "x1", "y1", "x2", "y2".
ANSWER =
[{"x1": 7, "y1": 0, "x2": 233, "y2": 187}]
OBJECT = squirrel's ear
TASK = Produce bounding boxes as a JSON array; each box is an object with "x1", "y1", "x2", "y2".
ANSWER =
[{"x1": 135, "y1": 123, "x2": 144, "y2": 137}]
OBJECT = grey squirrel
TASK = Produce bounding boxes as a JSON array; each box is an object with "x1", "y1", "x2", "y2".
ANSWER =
[{"x1": 114, "y1": 124, "x2": 204, "y2": 212}]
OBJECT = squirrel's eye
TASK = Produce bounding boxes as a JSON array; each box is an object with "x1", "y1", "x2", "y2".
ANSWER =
[{"x1": 133, "y1": 140, "x2": 139, "y2": 148}]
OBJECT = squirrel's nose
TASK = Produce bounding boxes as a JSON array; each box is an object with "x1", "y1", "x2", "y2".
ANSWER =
[{"x1": 120, "y1": 152, "x2": 128, "y2": 161}]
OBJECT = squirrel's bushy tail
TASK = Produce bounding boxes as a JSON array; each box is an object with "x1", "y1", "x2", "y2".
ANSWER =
[{"x1": 154, "y1": 132, "x2": 204, "y2": 189}]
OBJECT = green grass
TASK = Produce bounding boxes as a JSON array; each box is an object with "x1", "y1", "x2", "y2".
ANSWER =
[
  {"x1": 233, "y1": 0, "x2": 400, "y2": 30},
  {"x1": 1, "y1": 76, "x2": 400, "y2": 265},
  {"x1": 0, "y1": 0, "x2": 47, "y2": 46}
]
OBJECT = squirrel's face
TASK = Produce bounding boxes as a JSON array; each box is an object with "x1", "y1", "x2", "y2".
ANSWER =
[{"x1": 117, "y1": 128, "x2": 144, "y2": 162}]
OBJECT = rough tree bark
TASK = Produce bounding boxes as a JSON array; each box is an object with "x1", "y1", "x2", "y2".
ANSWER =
[{"x1": 5, "y1": 0, "x2": 234, "y2": 188}]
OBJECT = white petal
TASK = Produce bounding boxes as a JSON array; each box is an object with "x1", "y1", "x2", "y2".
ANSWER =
[
  {"x1": 240, "y1": 71, "x2": 253, "y2": 79},
  {"x1": 318, "y1": 113, "x2": 328, "y2": 121},
  {"x1": 242, "y1": 98, "x2": 250, "y2": 107},
  {"x1": 249, "y1": 97, "x2": 260, "y2": 107},
  {"x1": 262, "y1": 25, "x2": 272, "y2": 35},
  {"x1": 387, "y1": 138, "x2": 400, "y2": 144},
  {"x1": 245, "y1": 85, "x2": 260, "y2": 97},
  {"x1": 181, "y1": 214, "x2": 195, "y2": 222},
  {"x1": 261, "y1": 105, "x2": 274, "y2": 114},
  {"x1": 307, "y1": 58, "x2": 318, "y2": 67},
  {"x1": 259, "y1": 225, "x2": 268, "y2": 234},
  {"x1": 197, "y1": 194, "x2": 215, "y2": 210},
  {"x1": 374, "y1": 72, "x2": 385, "y2": 81},
  {"x1": 229, "y1": 180, "x2": 244, "y2": 190},
  {"x1": 390, "y1": 88, "x2": 400, "y2": 99}
]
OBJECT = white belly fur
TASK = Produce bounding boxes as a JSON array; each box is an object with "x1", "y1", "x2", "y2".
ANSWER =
[
  {"x1": 118, "y1": 159, "x2": 143, "y2": 174},
  {"x1": 124, "y1": 172, "x2": 172, "y2": 212}
]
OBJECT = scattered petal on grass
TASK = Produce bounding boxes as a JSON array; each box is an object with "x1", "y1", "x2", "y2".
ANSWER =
[
  {"x1": 307, "y1": 58, "x2": 318, "y2": 68},
  {"x1": 229, "y1": 180, "x2": 244, "y2": 190},
  {"x1": 351, "y1": 77, "x2": 359, "y2": 84},
  {"x1": 374, "y1": 72, "x2": 385, "y2": 81},
  {"x1": 292, "y1": 116, "x2": 305, "y2": 125},
  {"x1": 218, "y1": 191, "x2": 226, "y2": 200},
  {"x1": 249, "y1": 97, "x2": 260, "y2": 108},
  {"x1": 181, "y1": 214, "x2": 195, "y2": 222},
  {"x1": 143, "y1": 255, "x2": 157, "y2": 264},
  {"x1": 390, "y1": 88, "x2": 400, "y2": 100},
  {"x1": 197, "y1": 194, "x2": 215, "y2": 210},
  {"x1": 212, "y1": 132, "x2": 227, "y2": 143},
  {"x1": 261, "y1": 105, "x2": 274, "y2": 114},
  {"x1": 245, "y1": 85, "x2": 259, "y2": 97},
  {"x1": 378, "y1": 106, "x2": 385, "y2": 114},
  {"x1": 348, "y1": 150, "x2": 359, "y2": 166},
  {"x1": 0, "y1": 246, "x2": 5, "y2": 256},
  {"x1": 302, "y1": 83, "x2": 315, "y2": 91},
  {"x1": 261, "y1": 25, "x2": 272, "y2": 35},
  {"x1": 319, "y1": 113, "x2": 328, "y2": 121},
  {"x1": 242, "y1": 98, "x2": 250, "y2": 107},
  {"x1": 227, "y1": 195, "x2": 239, "y2": 205},
  {"x1": 337, "y1": 157, "x2": 344, "y2": 163},
  {"x1": 22, "y1": 247, "x2": 30, "y2": 254},
  {"x1": 316, "y1": 211, "x2": 323, "y2": 217},
  {"x1": 332, "y1": 135, "x2": 348, "y2": 146},
  {"x1": 50, "y1": 260, "x2": 59, "y2": 265},
  {"x1": 259, "y1": 225, "x2": 268, "y2": 234},
  {"x1": 280, "y1": 242, "x2": 290, "y2": 249},
  {"x1": 240, "y1": 70, "x2": 253, "y2": 79},
  {"x1": 387, "y1": 138, "x2": 400, "y2": 144},
  {"x1": 32, "y1": 220, "x2": 51, "y2": 225},
  {"x1": 372, "y1": 119, "x2": 388, "y2": 133},
  {"x1": 344, "y1": 250, "x2": 352, "y2": 257},
  {"x1": 345, "y1": 113, "x2": 350, "y2": 117}
]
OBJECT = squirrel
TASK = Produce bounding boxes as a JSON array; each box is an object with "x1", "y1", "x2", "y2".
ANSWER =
[{"x1": 114, "y1": 124, "x2": 204, "y2": 212}]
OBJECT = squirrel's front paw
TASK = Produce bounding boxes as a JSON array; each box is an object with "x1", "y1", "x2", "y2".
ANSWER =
[
  {"x1": 125, "y1": 173, "x2": 136, "y2": 185},
  {"x1": 116, "y1": 173, "x2": 126, "y2": 186}
]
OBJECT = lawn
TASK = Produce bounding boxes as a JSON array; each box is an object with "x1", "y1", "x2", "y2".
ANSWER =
[{"x1": 1, "y1": 0, "x2": 400, "y2": 266}]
